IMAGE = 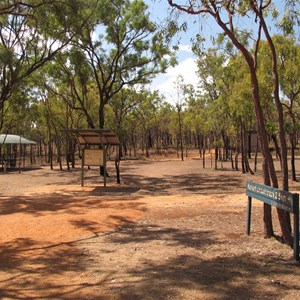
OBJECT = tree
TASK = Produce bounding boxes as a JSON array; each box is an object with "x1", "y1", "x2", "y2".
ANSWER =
[
  {"x1": 0, "y1": 0, "x2": 93, "y2": 131},
  {"x1": 75, "y1": 0, "x2": 176, "y2": 129},
  {"x1": 185, "y1": 89, "x2": 209, "y2": 167},
  {"x1": 108, "y1": 88, "x2": 145, "y2": 182},
  {"x1": 227, "y1": 53, "x2": 258, "y2": 173},
  {"x1": 40, "y1": 48, "x2": 98, "y2": 129},
  {"x1": 167, "y1": 0, "x2": 297, "y2": 246},
  {"x1": 0, "y1": 1, "x2": 55, "y2": 16},
  {"x1": 173, "y1": 75, "x2": 186, "y2": 161},
  {"x1": 133, "y1": 89, "x2": 159, "y2": 157},
  {"x1": 274, "y1": 35, "x2": 300, "y2": 182},
  {"x1": 192, "y1": 46, "x2": 237, "y2": 169}
]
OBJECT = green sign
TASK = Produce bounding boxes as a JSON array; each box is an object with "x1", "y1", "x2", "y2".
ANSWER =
[
  {"x1": 246, "y1": 180, "x2": 298, "y2": 213},
  {"x1": 246, "y1": 180, "x2": 299, "y2": 261}
]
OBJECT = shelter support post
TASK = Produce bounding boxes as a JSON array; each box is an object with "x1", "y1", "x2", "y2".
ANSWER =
[
  {"x1": 81, "y1": 151, "x2": 84, "y2": 187},
  {"x1": 103, "y1": 147, "x2": 107, "y2": 187}
]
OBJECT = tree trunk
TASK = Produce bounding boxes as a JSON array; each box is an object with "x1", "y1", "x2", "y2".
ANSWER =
[
  {"x1": 99, "y1": 101, "x2": 105, "y2": 129},
  {"x1": 66, "y1": 138, "x2": 70, "y2": 171},
  {"x1": 234, "y1": 138, "x2": 239, "y2": 171},
  {"x1": 177, "y1": 108, "x2": 184, "y2": 161},
  {"x1": 240, "y1": 120, "x2": 246, "y2": 174},
  {"x1": 271, "y1": 134, "x2": 281, "y2": 163},
  {"x1": 214, "y1": 146, "x2": 218, "y2": 170},
  {"x1": 145, "y1": 131, "x2": 150, "y2": 158},
  {"x1": 262, "y1": 156, "x2": 274, "y2": 237},
  {"x1": 254, "y1": 132, "x2": 259, "y2": 173},
  {"x1": 290, "y1": 133, "x2": 297, "y2": 181},
  {"x1": 115, "y1": 146, "x2": 121, "y2": 184},
  {"x1": 49, "y1": 140, "x2": 53, "y2": 170},
  {"x1": 230, "y1": 148, "x2": 234, "y2": 170},
  {"x1": 198, "y1": 134, "x2": 203, "y2": 159},
  {"x1": 247, "y1": 133, "x2": 251, "y2": 159},
  {"x1": 242, "y1": 123, "x2": 254, "y2": 175},
  {"x1": 56, "y1": 137, "x2": 63, "y2": 171}
]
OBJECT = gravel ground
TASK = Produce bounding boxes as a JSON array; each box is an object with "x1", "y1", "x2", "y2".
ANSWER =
[{"x1": 1, "y1": 154, "x2": 300, "y2": 299}]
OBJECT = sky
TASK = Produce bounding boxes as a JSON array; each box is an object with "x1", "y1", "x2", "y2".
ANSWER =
[
  {"x1": 150, "y1": 47, "x2": 198, "y2": 103},
  {"x1": 146, "y1": 0, "x2": 220, "y2": 104}
]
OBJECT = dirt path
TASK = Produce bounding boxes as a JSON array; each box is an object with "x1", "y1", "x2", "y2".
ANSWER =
[{"x1": 1, "y1": 157, "x2": 300, "y2": 299}]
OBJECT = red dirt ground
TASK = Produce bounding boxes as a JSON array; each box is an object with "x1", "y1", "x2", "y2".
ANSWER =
[{"x1": 1, "y1": 154, "x2": 300, "y2": 299}]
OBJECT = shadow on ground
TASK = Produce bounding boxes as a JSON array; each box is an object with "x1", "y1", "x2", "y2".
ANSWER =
[{"x1": 1, "y1": 221, "x2": 299, "y2": 299}]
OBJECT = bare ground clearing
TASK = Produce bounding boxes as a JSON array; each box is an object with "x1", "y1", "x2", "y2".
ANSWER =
[{"x1": 1, "y1": 154, "x2": 300, "y2": 299}]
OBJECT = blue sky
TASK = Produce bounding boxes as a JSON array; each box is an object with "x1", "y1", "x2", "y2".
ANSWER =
[{"x1": 146, "y1": 0, "x2": 220, "y2": 103}]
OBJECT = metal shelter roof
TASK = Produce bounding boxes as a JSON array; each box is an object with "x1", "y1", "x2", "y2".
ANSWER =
[
  {"x1": 66, "y1": 129, "x2": 120, "y2": 147},
  {"x1": 0, "y1": 134, "x2": 37, "y2": 145}
]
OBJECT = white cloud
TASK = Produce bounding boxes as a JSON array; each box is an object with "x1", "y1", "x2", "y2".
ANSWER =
[
  {"x1": 151, "y1": 57, "x2": 198, "y2": 103},
  {"x1": 177, "y1": 45, "x2": 193, "y2": 53}
]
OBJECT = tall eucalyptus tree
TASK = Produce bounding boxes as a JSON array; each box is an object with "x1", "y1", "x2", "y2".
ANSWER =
[{"x1": 167, "y1": 0, "x2": 299, "y2": 246}]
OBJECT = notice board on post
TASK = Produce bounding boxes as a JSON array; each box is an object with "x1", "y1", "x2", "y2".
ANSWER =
[
  {"x1": 64, "y1": 129, "x2": 120, "y2": 187},
  {"x1": 84, "y1": 149, "x2": 104, "y2": 166}
]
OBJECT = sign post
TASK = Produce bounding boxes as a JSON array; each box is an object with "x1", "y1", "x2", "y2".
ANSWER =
[
  {"x1": 246, "y1": 180, "x2": 299, "y2": 261},
  {"x1": 246, "y1": 196, "x2": 252, "y2": 236}
]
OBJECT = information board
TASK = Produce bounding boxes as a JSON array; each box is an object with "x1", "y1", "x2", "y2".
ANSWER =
[
  {"x1": 246, "y1": 180, "x2": 299, "y2": 261},
  {"x1": 246, "y1": 180, "x2": 297, "y2": 213},
  {"x1": 84, "y1": 149, "x2": 103, "y2": 166}
]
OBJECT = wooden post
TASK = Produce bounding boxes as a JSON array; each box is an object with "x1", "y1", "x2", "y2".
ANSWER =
[
  {"x1": 103, "y1": 147, "x2": 107, "y2": 187},
  {"x1": 81, "y1": 149, "x2": 85, "y2": 187},
  {"x1": 98, "y1": 145, "x2": 107, "y2": 187}
]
